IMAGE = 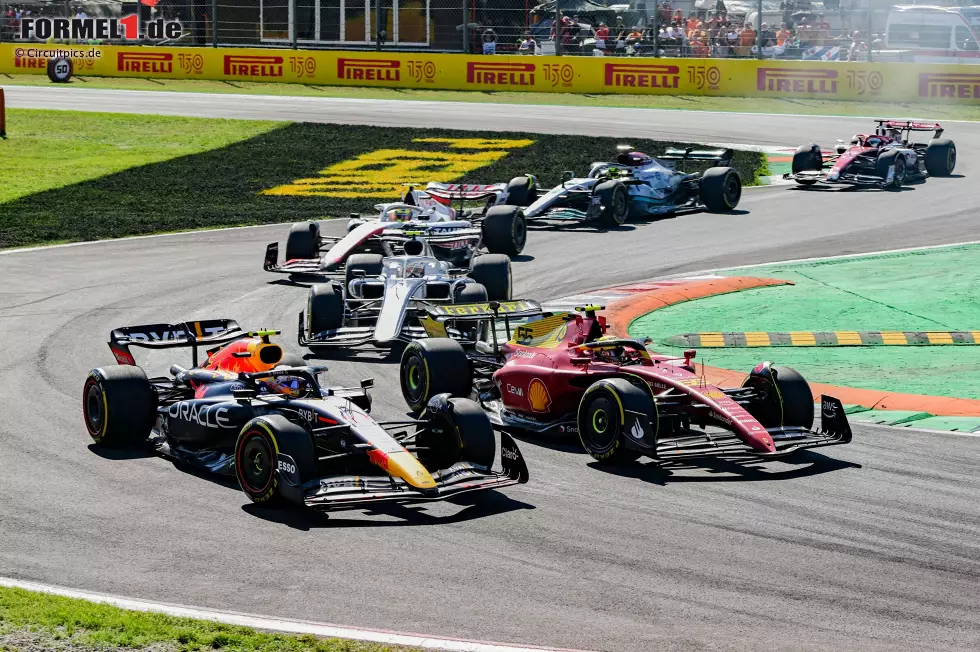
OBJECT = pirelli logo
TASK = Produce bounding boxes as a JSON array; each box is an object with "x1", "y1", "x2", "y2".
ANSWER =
[
  {"x1": 337, "y1": 58, "x2": 400, "y2": 82},
  {"x1": 13, "y1": 55, "x2": 46, "y2": 69},
  {"x1": 466, "y1": 62, "x2": 534, "y2": 86},
  {"x1": 223, "y1": 55, "x2": 283, "y2": 77},
  {"x1": 117, "y1": 51, "x2": 173, "y2": 73},
  {"x1": 604, "y1": 63, "x2": 679, "y2": 89},
  {"x1": 757, "y1": 68, "x2": 837, "y2": 94},
  {"x1": 919, "y1": 72, "x2": 980, "y2": 99}
]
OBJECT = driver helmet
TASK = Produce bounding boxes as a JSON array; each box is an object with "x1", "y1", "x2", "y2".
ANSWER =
[
  {"x1": 616, "y1": 151, "x2": 652, "y2": 167},
  {"x1": 389, "y1": 207, "x2": 414, "y2": 222},
  {"x1": 258, "y1": 375, "x2": 309, "y2": 397},
  {"x1": 886, "y1": 128, "x2": 902, "y2": 142},
  {"x1": 865, "y1": 136, "x2": 882, "y2": 147}
]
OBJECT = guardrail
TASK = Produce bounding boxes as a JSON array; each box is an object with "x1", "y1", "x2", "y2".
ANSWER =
[{"x1": 3, "y1": 43, "x2": 978, "y2": 104}]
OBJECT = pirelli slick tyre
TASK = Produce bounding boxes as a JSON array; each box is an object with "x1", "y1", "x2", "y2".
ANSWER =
[
  {"x1": 481, "y1": 206, "x2": 527, "y2": 257},
  {"x1": 419, "y1": 398, "x2": 496, "y2": 470},
  {"x1": 469, "y1": 254, "x2": 512, "y2": 301},
  {"x1": 504, "y1": 175, "x2": 538, "y2": 206},
  {"x1": 577, "y1": 378, "x2": 655, "y2": 464},
  {"x1": 345, "y1": 253, "x2": 384, "y2": 298},
  {"x1": 791, "y1": 144, "x2": 822, "y2": 186},
  {"x1": 235, "y1": 415, "x2": 316, "y2": 506},
  {"x1": 47, "y1": 57, "x2": 73, "y2": 83},
  {"x1": 925, "y1": 138, "x2": 956, "y2": 177},
  {"x1": 699, "y1": 167, "x2": 742, "y2": 211},
  {"x1": 741, "y1": 363, "x2": 814, "y2": 430},
  {"x1": 876, "y1": 149, "x2": 906, "y2": 189},
  {"x1": 592, "y1": 179, "x2": 630, "y2": 227},
  {"x1": 308, "y1": 283, "x2": 344, "y2": 335},
  {"x1": 400, "y1": 339, "x2": 472, "y2": 413},
  {"x1": 285, "y1": 221, "x2": 319, "y2": 261},
  {"x1": 83, "y1": 366, "x2": 157, "y2": 448}
]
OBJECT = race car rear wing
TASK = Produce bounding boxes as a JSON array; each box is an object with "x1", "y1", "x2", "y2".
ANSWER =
[
  {"x1": 423, "y1": 299, "x2": 542, "y2": 320},
  {"x1": 424, "y1": 182, "x2": 507, "y2": 202},
  {"x1": 876, "y1": 119, "x2": 943, "y2": 138},
  {"x1": 659, "y1": 147, "x2": 734, "y2": 166},
  {"x1": 108, "y1": 319, "x2": 244, "y2": 367}
]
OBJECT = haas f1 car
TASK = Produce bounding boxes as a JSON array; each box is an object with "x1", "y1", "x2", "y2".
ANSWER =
[
  {"x1": 398, "y1": 303, "x2": 851, "y2": 463},
  {"x1": 785, "y1": 119, "x2": 956, "y2": 188},
  {"x1": 83, "y1": 320, "x2": 527, "y2": 511},
  {"x1": 300, "y1": 232, "x2": 513, "y2": 349},
  {"x1": 497, "y1": 146, "x2": 743, "y2": 227},
  {"x1": 263, "y1": 186, "x2": 527, "y2": 278}
]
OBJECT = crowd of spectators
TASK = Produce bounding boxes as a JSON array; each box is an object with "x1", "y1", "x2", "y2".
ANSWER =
[{"x1": 500, "y1": 0, "x2": 870, "y2": 60}]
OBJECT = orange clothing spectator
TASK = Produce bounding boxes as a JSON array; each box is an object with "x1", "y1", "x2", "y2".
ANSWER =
[
  {"x1": 687, "y1": 16, "x2": 699, "y2": 36},
  {"x1": 776, "y1": 27, "x2": 791, "y2": 46}
]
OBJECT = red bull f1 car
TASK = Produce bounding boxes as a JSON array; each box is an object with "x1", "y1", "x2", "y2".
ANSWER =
[
  {"x1": 398, "y1": 303, "x2": 851, "y2": 463},
  {"x1": 83, "y1": 320, "x2": 527, "y2": 511},
  {"x1": 785, "y1": 119, "x2": 956, "y2": 188}
]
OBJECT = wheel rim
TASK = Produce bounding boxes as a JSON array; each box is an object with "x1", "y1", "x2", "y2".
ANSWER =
[
  {"x1": 614, "y1": 188, "x2": 628, "y2": 221},
  {"x1": 895, "y1": 159, "x2": 906, "y2": 185},
  {"x1": 83, "y1": 381, "x2": 104, "y2": 437},
  {"x1": 239, "y1": 433, "x2": 274, "y2": 493},
  {"x1": 725, "y1": 175, "x2": 741, "y2": 206},
  {"x1": 403, "y1": 355, "x2": 426, "y2": 403},
  {"x1": 513, "y1": 216, "x2": 527, "y2": 248},
  {"x1": 581, "y1": 395, "x2": 618, "y2": 454}
]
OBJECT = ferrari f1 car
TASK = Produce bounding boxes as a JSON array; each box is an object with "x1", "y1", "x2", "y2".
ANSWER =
[
  {"x1": 263, "y1": 186, "x2": 527, "y2": 278},
  {"x1": 398, "y1": 303, "x2": 851, "y2": 463},
  {"x1": 785, "y1": 119, "x2": 956, "y2": 188},
  {"x1": 495, "y1": 146, "x2": 743, "y2": 227},
  {"x1": 299, "y1": 232, "x2": 512, "y2": 349},
  {"x1": 83, "y1": 319, "x2": 527, "y2": 510}
]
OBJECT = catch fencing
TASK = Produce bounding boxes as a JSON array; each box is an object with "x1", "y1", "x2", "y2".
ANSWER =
[{"x1": 2, "y1": 1, "x2": 978, "y2": 65}]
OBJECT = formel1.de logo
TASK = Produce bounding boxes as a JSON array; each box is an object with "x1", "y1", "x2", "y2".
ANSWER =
[{"x1": 20, "y1": 15, "x2": 181, "y2": 41}]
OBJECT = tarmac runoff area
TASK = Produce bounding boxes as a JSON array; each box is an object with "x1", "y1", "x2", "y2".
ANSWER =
[{"x1": 622, "y1": 243, "x2": 980, "y2": 432}]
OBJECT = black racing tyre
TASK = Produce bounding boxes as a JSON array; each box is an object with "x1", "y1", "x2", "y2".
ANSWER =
[
  {"x1": 592, "y1": 179, "x2": 630, "y2": 227},
  {"x1": 925, "y1": 138, "x2": 956, "y2": 177},
  {"x1": 469, "y1": 254, "x2": 512, "y2": 301},
  {"x1": 400, "y1": 339, "x2": 472, "y2": 413},
  {"x1": 419, "y1": 398, "x2": 496, "y2": 470},
  {"x1": 504, "y1": 175, "x2": 538, "y2": 206},
  {"x1": 285, "y1": 222, "x2": 319, "y2": 261},
  {"x1": 876, "y1": 149, "x2": 906, "y2": 189},
  {"x1": 344, "y1": 253, "x2": 384, "y2": 294},
  {"x1": 235, "y1": 415, "x2": 316, "y2": 505},
  {"x1": 577, "y1": 378, "x2": 655, "y2": 464},
  {"x1": 83, "y1": 366, "x2": 156, "y2": 448},
  {"x1": 481, "y1": 206, "x2": 527, "y2": 257},
  {"x1": 699, "y1": 167, "x2": 743, "y2": 211},
  {"x1": 454, "y1": 282, "x2": 488, "y2": 304},
  {"x1": 791, "y1": 144, "x2": 822, "y2": 186},
  {"x1": 741, "y1": 364, "x2": 814, "y2": 430},
  {"x1": 308, "y1": 283, "x2": 344, "y2": 335}
]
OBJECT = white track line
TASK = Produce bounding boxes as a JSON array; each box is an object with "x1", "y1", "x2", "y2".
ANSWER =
[{"x1": 0, "y1": 577, "x2": 589, "y2": 652}]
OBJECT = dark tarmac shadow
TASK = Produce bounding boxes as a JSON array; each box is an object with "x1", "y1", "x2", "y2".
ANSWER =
[
  {"x1": 242, "y1": 490, "x2": 535, "y2": 530},
  {"x1": 87, "y1": 442, "x2": 156, "y2": 461},
  {"x1": 588, "y1": 449, "x2": 861, "y2": 486}
]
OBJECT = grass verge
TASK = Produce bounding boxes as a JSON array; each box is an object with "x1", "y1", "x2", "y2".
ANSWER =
[
  {"x1": 4, "y1": 74, "x2": 980, "y2": 121},
  {"x1": 0, "y1": 108, "x2": 766, "y2": 249},
  {"x1": 0, "y1": 585, "x2": 416, "y2": 651},
  {"x1": 630, "y1": 244, "x2": 980, "y2": 399}
]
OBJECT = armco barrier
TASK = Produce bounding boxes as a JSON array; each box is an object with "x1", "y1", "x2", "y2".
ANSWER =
[{"x1": 3, "y1": 44, "x2": 980, "y2": 104}]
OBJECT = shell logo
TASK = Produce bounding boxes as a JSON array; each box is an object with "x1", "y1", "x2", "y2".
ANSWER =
[{"x1": 528, "y1": 378, "x2": 552, "y2": 412}]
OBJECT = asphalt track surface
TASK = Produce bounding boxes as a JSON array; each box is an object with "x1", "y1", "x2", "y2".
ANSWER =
[{"x1": 2, "y1": 87, "x2": 980, "y2": 651}]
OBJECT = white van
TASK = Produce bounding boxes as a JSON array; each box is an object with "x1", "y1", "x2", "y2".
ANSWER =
[{"x1": 885, "y1": 5, "x2": 980, "y2": 62}]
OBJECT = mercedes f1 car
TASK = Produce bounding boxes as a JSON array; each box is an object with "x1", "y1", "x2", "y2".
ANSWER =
[
  {"x1": 299, "y1": 231, "x2": 512, "y2": 349},
  {"x1": 495, "y1": 146, "x2": 743, "y2": 227},
  {"x1": 785, "y1": 119, "x2": 956, "y2": 188},
  {"x1": 398, "y1": 303, "x2": 851, "y2": 463},
  {"x1": 263, "y1": 187, "x2": 527, "y2": 279},
  {"x1": 83, "y1": 320, "x2": 527, "y2": 510}
]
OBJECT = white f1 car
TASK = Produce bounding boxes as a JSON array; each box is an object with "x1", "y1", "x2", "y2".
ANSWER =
[
  {"x1": 298, "y1": 232, "x2": 512, "y2": 349},
  {"x1": 264, "y1": 187, "x2": 526, "y2": 279}
]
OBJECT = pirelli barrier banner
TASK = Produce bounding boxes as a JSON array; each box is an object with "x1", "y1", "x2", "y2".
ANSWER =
[{"x1": 2, "y1": 44, "x2": 979, "y2": 104}]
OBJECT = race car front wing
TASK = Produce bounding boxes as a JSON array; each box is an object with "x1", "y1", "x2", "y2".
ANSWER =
[{"x1": 301, "y1": 433, "x2": 529, "y2": 509}]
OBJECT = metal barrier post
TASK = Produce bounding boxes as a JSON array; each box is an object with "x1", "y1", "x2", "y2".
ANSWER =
[
  {"x1": 289, "y1": 0, "x2": 297, "y2": 48},
  {"x1": 756, "y1": 0, "x2": 763, "y2": 59},
  {"x1": 211, "y1": 0, "x2": 217, "y2": 47},
  {"x1": 555, "y1": 5, "x2": 562, "y2": 56},
  {"x1": 462, "y1": 0, "x2": 469, "y2": 53}
]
